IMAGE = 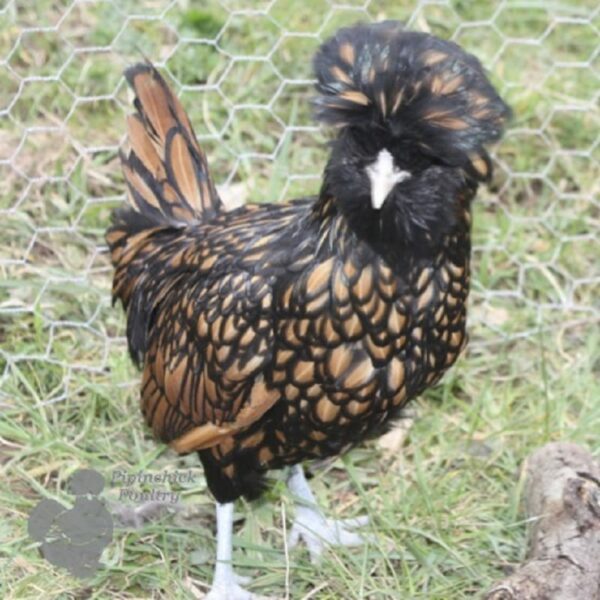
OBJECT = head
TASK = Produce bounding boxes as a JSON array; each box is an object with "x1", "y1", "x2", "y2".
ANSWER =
[{"x1": 314, "y1": 22, "x2": 511, "y2": 246}]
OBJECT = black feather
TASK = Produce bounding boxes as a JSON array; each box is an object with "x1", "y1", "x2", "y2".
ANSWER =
[{"x1": 313, "y1": 21, "x2": 511, "y2": 174}]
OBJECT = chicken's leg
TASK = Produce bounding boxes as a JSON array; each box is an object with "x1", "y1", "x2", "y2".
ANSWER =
[
  {"x1": 205, "y1": 502, "x2": 252, "y2": 600},
  {"x1": 286, "y1": 464, "x2": 370, "y2": 563}
]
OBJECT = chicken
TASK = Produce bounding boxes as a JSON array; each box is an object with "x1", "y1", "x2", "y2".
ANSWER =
[{"x1": 106, "y1": 21, "x2": 510, "y2": 599}]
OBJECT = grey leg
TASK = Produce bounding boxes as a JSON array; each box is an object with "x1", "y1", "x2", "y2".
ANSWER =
[
  {"x1": 286, "y1": 465, "x2": 370, "y2": 563},
  {"x1": 204, "y1": 502, "x2": 253, "y2": 600}
]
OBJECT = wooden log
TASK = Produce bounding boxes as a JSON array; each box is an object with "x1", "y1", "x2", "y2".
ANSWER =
[{"x1": 485, "y1": 442, "x2": 600, "y2": 600}]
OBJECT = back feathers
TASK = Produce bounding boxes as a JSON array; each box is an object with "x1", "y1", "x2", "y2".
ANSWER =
[
  {"x1": 313, "y1": 21, "x2": 511, "y2": 181},
  {"x1": 120, "y1": 63, "x2": 221, "y2": 225}
]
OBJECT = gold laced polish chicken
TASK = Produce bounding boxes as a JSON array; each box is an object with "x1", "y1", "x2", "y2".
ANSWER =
[{"x1": 107, "y1": 21, "x2": 510, "y2": 599}]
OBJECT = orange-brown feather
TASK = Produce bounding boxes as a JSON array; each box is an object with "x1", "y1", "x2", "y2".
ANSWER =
[{"x1": 120, "y1": 63, "x2": 221, "y2": 224}]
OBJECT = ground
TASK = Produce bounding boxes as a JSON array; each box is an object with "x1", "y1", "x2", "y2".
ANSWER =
[{"x1": 0, "y1": 1, "x2": 598, "y2": 598}]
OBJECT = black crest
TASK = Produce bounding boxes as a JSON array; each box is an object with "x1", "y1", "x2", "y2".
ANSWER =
[{"x1": 313, "y1": 21, "x2": 511, "y2": 181}]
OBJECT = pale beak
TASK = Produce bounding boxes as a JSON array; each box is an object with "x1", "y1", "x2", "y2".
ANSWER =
[{"x1": 366, "y1": 149, "x2": 411, "y2": 210}]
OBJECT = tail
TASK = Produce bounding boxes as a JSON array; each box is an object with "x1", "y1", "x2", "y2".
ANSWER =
[
  {"x1": 313, "y1": 21, "x2": 511, "y2": 182},
  {"x1": 107, "y1": 63, "x2": 221, "y2": 362},
  {"x1": 118, "y1": 63, "x2": 221, "y2": 224}
]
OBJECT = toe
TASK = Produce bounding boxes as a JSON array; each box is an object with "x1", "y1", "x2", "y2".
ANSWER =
[
  {"x1": 339, "y1": 515, "x2": 370, "y2": 529},
  {"x1": 234, "y1": 573, "x2": 252, "y2": 586},
  {"x1": 287, "y1": 524, "x2": 301, "y2": 549},
  {"x1": 288, "y1": 511, "x2": 372, "y2": 561},
  {"x1": 305, "y1": 535, "x2": 325, "y2": 564},
  {"x1": 287, "y1": 523, "x2": 325, "y2": 563},
  {"x1": 204, "y1": 583, "x2": 253, "y2": 600},
  {"x1": 331, "y1": 525, "x2": 364, "y2": 547}
]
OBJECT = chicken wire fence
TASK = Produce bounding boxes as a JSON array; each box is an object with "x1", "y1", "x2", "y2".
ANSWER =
[{"x1": 0, "y1": 0, "x2": 598, "y2": 407}]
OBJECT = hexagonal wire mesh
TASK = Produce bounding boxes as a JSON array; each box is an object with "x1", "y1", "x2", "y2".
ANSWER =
[{"x1": 0, "y1": 1, "x2": 598, "y2": 412}]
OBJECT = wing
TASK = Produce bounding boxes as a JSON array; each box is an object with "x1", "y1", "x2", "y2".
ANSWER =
[
  {"x1": 128, "y1": 197, "x2": 313, "y2": 454},
  {"x1": 140, "y1": 266, "x2": 279, "y2": 454}
]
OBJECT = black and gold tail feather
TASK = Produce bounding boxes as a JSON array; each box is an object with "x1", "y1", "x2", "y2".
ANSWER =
[
  {"x1": 313, "y1": 21, "x2": 511, "y2": 182},
  {"x1": 106, "y1": 63, "x2": 221, "y2": 361},
  {"x1": 120, "y1": 63, "x2": 221, "y2": 224}
]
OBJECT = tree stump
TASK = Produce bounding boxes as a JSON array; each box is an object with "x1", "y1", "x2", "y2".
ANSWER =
[{"x1": 486, "y1": 442, "x2": 600, "y2": 600}]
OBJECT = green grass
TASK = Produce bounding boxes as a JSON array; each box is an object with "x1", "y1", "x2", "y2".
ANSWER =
[{"x1": 1, "y1": 1, "x2": 599, "y2": 598}]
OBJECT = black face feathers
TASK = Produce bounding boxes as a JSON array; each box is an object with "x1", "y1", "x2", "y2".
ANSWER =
[
  {"x1": 323, "y1": 132, "x2": 467, "y2": 251},
  {"x1": 313, "y1": 21, "x2": 511, "y2": 181}
]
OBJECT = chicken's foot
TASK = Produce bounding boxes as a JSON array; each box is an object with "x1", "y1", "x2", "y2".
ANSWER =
[{"x1": 286, "y1": 464, "x2": 370, "y2": 563}]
